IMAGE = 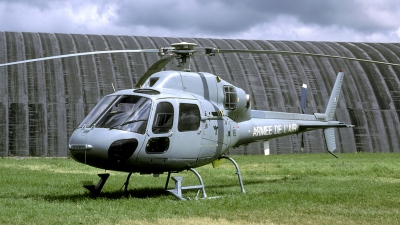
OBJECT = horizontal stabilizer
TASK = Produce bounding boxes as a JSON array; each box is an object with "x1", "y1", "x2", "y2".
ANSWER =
[{"x1": 298, "y1": 120, "x2": 353, "y2": 129}]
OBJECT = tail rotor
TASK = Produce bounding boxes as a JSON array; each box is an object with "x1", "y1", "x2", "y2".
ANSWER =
[{"x1": 300, "y1": 83, "x2": 307, "y2": 152}]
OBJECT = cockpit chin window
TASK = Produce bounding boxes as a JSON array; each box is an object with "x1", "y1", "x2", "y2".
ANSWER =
[{"x1": 78, "y1": 95, "x2": 151, "y2": 134}]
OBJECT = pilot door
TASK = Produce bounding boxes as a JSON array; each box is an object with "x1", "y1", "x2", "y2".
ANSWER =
[
  {"x1": 142, "y1": 100, "x2": 201, "y2": 160},
  {"x1": 144, "y1": 101, "x2": 175, "y2": 156}
]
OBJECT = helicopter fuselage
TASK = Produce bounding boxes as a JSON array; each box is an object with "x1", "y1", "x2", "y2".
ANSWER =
[{"x1": 68, "y1": 70, "x2": 347, "y2": 174}]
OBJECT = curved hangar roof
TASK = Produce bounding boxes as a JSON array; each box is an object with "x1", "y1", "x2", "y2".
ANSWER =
[{"x1": 1, "y1": 31, "x2": 400, "y2": 156}]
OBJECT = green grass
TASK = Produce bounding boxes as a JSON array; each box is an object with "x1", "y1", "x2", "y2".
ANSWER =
[{"x1": 1, "y1": 153, "x2": 400, "y2": 225}]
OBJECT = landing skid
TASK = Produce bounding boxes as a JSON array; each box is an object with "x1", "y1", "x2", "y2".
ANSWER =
[
  {"x1": 83, "y1": 156, "x2": 245, "y2": 199},
  {"x1": 83, "y1": 173, "x2": 110, "y2": 195}
]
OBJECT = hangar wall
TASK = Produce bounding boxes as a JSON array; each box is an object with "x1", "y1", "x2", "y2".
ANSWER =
[{"x1": 1, "y1": 31, "x2": 400, "y2": 156}]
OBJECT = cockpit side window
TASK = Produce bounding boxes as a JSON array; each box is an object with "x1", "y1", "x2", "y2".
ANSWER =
[
  {"x1": 178, "y1": 103, "x2": 200, "y2": 132},
  {"x1": 152, "y1": 102, "x2": 174, "y2": 134},
  {"x1": 97, "y1": 95, "x2": 146, "y2": 128},
  {"x1": 78, "y1": 95, "x2": 151, "y2": 134},
  {"x1": 78, "y1": 95, "x2": 119, "y2": 128}
]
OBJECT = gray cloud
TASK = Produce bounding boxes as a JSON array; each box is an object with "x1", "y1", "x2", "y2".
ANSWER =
[
  {"x1": 112, "y1": 0, "x2": 400, "y2": 34},
  {"x1": 0, "y1": 0, "x2": 399, "y2": 42}
]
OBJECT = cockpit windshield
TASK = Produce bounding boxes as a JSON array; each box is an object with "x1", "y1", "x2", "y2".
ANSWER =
[{"x1": 78, "y1": 95, "x2": 152, "y2": 134}]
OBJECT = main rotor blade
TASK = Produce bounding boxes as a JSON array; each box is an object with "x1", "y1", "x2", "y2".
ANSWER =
[
  {"x1": 215, "y1": 49, "x2": 400, "y2": 67},
  {"x1": 0, "y1": 49, "x2": 159, "y2": 67}
]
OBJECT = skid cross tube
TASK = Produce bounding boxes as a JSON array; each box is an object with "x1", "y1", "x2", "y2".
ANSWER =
[{"x1": 165, "y1": 168, "x2": 207, "y2": 200}]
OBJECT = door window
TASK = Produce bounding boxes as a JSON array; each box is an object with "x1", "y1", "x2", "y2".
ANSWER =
[
  {"x1": 152, "y1": 102, "x2": 174, "y2": 134},
  {"x1": 178, "y1": 103, "x2": 200, "y2": 132}
]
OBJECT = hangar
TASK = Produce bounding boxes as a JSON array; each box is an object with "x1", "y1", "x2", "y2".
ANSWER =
[{"x1": 1, "y1": 31, "x2": 400, "y2": 156}]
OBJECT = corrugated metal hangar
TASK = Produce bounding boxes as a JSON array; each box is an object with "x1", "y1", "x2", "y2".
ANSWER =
[{"x1": 1, "y1": 31, "x2": 400, "y2": 156}]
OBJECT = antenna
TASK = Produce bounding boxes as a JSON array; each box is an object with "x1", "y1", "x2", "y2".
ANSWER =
[{"x1": 111, "y1": 83, "x2": 116, "y2": 92}]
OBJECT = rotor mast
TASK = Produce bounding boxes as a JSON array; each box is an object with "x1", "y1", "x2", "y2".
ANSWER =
[{"x1": 158, "y1": 42, "x2": 198, "y2": 72}]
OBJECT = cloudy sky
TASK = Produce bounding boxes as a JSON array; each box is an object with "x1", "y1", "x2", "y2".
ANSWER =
[{"x1": 0, "y1": 0, "x2": 400, "y2": 43}]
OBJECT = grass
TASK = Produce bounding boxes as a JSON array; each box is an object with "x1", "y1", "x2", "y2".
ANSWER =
[{"x1": 1, "y1": 153, "x2": 400, "y2": 224}]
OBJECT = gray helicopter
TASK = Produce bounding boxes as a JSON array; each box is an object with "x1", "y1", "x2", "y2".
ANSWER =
[{"x1": 2, "y1": 42, "x2": 399, "y2": 200}]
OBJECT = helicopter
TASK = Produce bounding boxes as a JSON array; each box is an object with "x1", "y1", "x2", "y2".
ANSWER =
[{"x1": 2, "y1": 41, "x2": 400, "y2": 200}]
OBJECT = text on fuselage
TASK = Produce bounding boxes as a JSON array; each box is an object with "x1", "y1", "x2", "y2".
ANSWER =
[{"x1": 252, "y1": 124, "x2": 298, "y2": 136}]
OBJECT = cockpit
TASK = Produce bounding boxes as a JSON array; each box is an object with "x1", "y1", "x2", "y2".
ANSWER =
[
  {"x1": 76, "y1": 93, "x2": 202, "y2": 135},
  {"x1": 77, "y1": 95, "x2": 151, "y2": 134}
]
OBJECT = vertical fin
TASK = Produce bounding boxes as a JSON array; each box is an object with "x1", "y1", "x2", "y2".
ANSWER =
[
  {"x1": 323, "y1": 70, "x2": 344, "y2": 157},
  {"x1": 324, "y1": 128, "x2": 336, "y2": 152},
  {"x1": 324, "y1": 128, "x2": 339, "y2": 158},
  {"x1": 325, "y1": 71, "x2": 344, "y2": 120}
]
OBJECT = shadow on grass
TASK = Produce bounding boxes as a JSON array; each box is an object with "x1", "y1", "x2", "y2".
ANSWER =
[
  {"x1": 38, "y1": 176, "x2": 299, "y2": 202},
  {"x1": 204, "y1": 175, "x2": 301, "y2": 188},
  {"x1": 41, "y1": 187, "x2": 170, "y2": 202}
]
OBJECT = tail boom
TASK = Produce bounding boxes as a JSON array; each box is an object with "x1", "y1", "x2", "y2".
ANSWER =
[{"x1": 233, "y1": 71, "x2": 352, "y2": 153}]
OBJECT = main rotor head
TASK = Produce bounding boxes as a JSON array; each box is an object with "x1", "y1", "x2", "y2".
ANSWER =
[{"x1": 158, "y1": 42, "x2": 200, "y2": 71}]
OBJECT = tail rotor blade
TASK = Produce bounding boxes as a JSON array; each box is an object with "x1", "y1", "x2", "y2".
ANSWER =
[
  {"x1": 301, "y1": 84, "x2": 307, "y2": 114},
  {"x1": 300, "y1": 83, "x2": 307, "y2": 152}
]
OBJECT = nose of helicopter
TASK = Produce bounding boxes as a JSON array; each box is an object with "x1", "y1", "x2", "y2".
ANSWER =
[{"x1": 68, "y1": 129, "x2": 140, "y2": 169}]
